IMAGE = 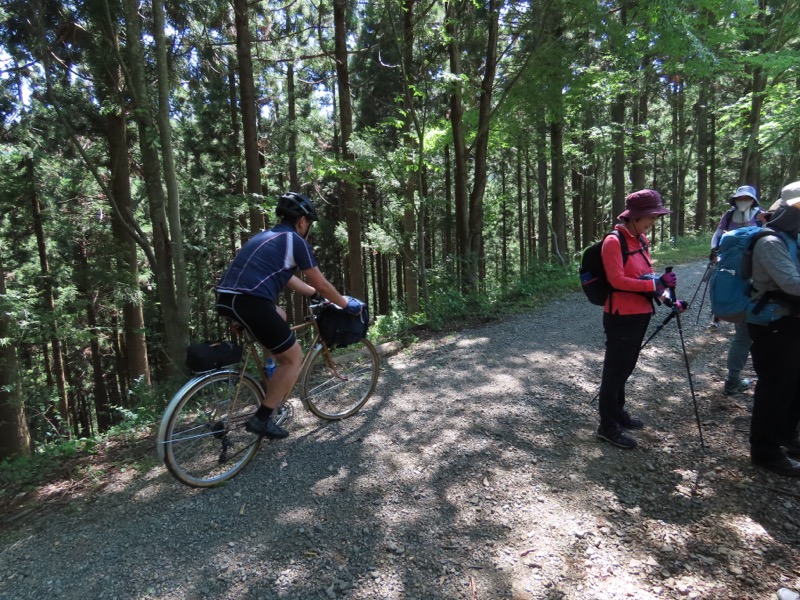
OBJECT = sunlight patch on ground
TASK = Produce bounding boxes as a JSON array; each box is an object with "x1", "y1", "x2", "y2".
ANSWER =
[
  {"x1": 311, "y1": 466, "x2": 352, "y2": 496},
  {"x1": 455, "y1": 337, "x2": 489, "y2": 348},
  {"x1": 133, "y1": 481, "x2": 170, "y2": 501},
  {"x1": 726, "y1": 513, "x2": 770, "y2": 540},
  {"x1": 143, "y1": 464, "x2": 167, "y2": 481},
  {"x1": 481, "y1": 372, "x2": 526, "y2": 393},
  {"x1": 101, "y1": 466, "x2": 141, "y2": 493},
  {"x1": 279, "y1": 506, "x2": 318, "y2": 524},
  {"x1": 670, "y1": 468, "x2": 703, "y2": 500},
  {"x1": 523, "y1": 350, "x2": 567, "y2": 363}
]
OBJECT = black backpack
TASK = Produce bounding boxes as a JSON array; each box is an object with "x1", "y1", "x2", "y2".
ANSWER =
[
  {"x1": 316, "y1": 304, "x2": 370, "y2": 349},
  {"x1": 579, "y1": 230, "x2": 649, "y2": 306}
]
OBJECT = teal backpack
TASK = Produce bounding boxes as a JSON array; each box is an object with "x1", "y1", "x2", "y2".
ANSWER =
[{"x1": 709, "y1": 226, "x2": 780, "y2": 323}]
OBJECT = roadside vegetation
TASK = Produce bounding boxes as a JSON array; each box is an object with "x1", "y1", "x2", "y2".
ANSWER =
[{"x1": 0, "y1": 233, "x2": 712, "y2": 504}]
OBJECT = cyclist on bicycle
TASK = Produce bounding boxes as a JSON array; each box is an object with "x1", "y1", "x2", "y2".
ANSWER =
[{"x1": 215, "y1": 192, "x2": 365, "y2": 439}]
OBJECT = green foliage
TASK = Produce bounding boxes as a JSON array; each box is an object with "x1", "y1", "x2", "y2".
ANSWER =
[
  {"x1": 333, "y1": 221, "x2": 350, "y2": 250},
  {"x1": 425, "y1": 285, "x2": 487, "y2": 327},
  {"x1": 0, "y1": 438, "x2": 97, "y2": 489},
  {"x1": 371, "y1": 308, "x2": 420, "y2": 346},
  {"x1": 364, "y1": 222, "x2": 400, "y2": 254},
  {"x1": 501, "y1": 262, "x2": 578, "y2": 307},
  {"x1": 117, "y1": 376, "x2": 172, "y2": 427},
  {"x1": 47, "y1": 437, "x2": 98, "y2": 457},
  {"x1": 0, "y1": 454, "x2": 56, "y2": 489},
  {"x1": 648, "y1": 232, "x2": 714, "y2": 267}
]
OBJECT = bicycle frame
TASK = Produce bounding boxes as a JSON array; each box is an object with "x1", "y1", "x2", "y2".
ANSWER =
[{"x1": 229, "y1": 306, "x2": 342, "y2": 413}]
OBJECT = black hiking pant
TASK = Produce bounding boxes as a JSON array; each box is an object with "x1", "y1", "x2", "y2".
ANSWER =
[
  {"x1": 748, "y1": 317, "x2": 800, "y2": 460},
  {"x1": 598, "y1": 312, "x2": 652, "y2": 431}
]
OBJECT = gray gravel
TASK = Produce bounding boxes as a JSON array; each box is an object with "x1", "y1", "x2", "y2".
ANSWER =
[{"x1": 2, "y1": 259, "x2": 799, "y2": 600}]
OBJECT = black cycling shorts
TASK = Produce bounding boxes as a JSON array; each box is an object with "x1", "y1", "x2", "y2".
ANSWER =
[{"x1": 216, "y1": 292, "x2": 297, "y2": 355}]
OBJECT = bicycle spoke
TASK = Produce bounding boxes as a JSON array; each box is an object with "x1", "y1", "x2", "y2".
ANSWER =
[
  {"x1": 159, "y1": 372, "x2": 263, "y2": 487},
  {"x1": 303, "y1": 340, "x2": 379, "y2": 420}
]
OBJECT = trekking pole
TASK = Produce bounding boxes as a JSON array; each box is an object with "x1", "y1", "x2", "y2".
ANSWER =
[
  {"x1": 695, "y1": 281, "x2": 711, "y2": 326},
  {"x1": 690, "y1": 261, "x2": 714, "y2": 325},
  {"x1": 688, "y1": 261, "x2": 712, "y2": 307},
  {"x1": 673, "y1": 305, "x2": 706, "y2": 451},
  {"x1": 664, "y1": 268, "x2": 706, "y2": 451},
  {"x1": 640, "y1": 310, "x2": 676, "y2": 352}
]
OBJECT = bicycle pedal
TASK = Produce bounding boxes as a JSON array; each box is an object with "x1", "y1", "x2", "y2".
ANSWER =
[{"x1": 274, "y1": 403, "x2": 293, "y2": 426}]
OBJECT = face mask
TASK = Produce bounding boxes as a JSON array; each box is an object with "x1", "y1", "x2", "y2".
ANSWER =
[{"x1": 735, "y1": 200, "x2": 752, "y2": 212}]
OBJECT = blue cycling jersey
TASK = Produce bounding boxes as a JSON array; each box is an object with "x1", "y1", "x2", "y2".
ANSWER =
[{"x1": 216, "y1": 223, "x2": 318, "y2": 302}]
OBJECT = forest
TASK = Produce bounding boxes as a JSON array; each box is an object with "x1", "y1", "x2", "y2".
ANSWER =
[{"x1": 0, "y1": 0, "x2": 798, "y2": 459}]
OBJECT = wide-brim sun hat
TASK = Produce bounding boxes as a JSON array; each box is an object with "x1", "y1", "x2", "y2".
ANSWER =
[
  {"x1": 617, "y1": 189, "x2": 671, "y2": 220},
  {"x1": 766, "y1": 182, "x2": 800, "y2": 235},
  {"x1": 781, "y1": 181, "x2": 800, "y2": 205},
  {"x1": 728, "y1": 185, "x2": 759, "y2": 207},
  {"x1": 766, "y1": 181, "x2": 800, "y2": 212}
]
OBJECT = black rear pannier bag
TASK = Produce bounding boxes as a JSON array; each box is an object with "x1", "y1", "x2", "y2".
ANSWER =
[
  {"x1": 316, "y1": 305, "x2": 370, "y2": 349},
  {"x1": 185, "y1": 341, "x2": 243, "y2": 373}
]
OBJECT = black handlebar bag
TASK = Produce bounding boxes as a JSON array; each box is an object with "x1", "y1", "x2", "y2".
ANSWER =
[{"x1": 316, "y1": 305, "x2": 370, "y2": 349}]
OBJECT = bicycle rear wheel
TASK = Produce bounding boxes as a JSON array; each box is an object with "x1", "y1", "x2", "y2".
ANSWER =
[
  {"x1": 158, "y1": 370, "x2": 263, "y2": 487},
  {"x1": 302, "y1": 339, "x2": 380, "y2": 420}
]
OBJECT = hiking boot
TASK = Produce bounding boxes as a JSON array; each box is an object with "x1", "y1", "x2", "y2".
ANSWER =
[
  {"x1": 751, "y1": 455, "x2": 800, "y2": 478},
  {"x1": 723, "y1": 378, "x2": 751, "y2": 396},
  {"x1": 245, "y1": 414, "x2": 289, "y2": 439},
  {"x1": 596, "y1": 427, "x2": 637, "y2": 449},
  {"x1": 619, "y1": 411, "x2": 644, "y2": 430}
]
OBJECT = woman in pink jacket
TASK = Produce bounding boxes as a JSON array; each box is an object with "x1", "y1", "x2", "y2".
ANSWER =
[{"x1": 597, "y1": 189, "x2": 686, "y2": 449}]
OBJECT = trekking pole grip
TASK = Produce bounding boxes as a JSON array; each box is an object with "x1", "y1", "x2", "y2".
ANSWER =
[{"x1": 665, "y1": 266, "x2": 676, "y2": 302}]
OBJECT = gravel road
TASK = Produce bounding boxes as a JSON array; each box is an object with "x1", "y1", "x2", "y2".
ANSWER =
[{"x1": 2, "y1": 259, "x2": 799, "y2": 600}]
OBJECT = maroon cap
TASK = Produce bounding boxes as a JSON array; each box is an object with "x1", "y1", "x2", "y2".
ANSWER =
[{"x1": 617, "y1": 189, "x2": 671, "y2": 220}]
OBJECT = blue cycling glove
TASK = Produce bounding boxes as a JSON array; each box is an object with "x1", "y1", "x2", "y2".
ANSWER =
[{"x1": 343, "y1": 296, "x2": 364, "y2": 316}]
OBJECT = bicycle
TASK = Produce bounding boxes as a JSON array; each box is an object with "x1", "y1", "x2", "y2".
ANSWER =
[{"x1": 156, "y1": 302, "x2": 380, "y2": 487}]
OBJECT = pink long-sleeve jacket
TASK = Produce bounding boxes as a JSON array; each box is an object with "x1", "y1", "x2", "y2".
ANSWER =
[{"x1": 601, "y1": 224, "x2": 658, "y2": 315}]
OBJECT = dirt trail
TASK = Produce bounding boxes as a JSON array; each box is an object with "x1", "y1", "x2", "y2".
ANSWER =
[{"x1": 1, "y1": 259, "x2": 799, "y2": 600}]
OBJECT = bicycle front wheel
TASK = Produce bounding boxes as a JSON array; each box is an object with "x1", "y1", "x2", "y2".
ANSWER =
[
  {"x1": 302, "y1": 339, "x2": 380, "y2": 420},
  {"x1": 158, "y1": 370, "x2": 263, "y2": 487}
]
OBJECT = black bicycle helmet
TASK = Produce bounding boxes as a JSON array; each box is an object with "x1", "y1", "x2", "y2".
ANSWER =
[{"x1": 275, "y1": 192, "x2": 318, "y2": 222}]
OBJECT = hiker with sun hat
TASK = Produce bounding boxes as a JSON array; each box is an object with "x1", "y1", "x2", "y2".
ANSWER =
[
  {"x1": 710, "y1": 185, "x2": 764, "y2": 396},
  {"x1": 745, "y1": 181, "x2": 800, "y2": 477}
]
